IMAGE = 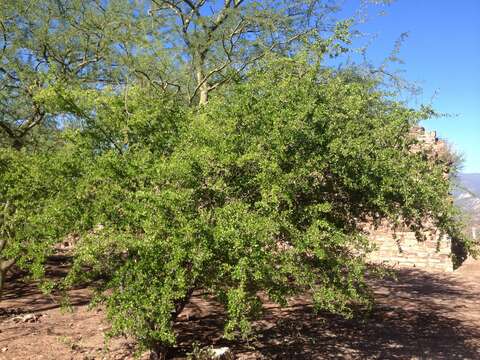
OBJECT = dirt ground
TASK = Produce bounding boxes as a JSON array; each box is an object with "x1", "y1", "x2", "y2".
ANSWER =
[{"x1": 1, "y1": 257, "x2": 479, "y2": 360}]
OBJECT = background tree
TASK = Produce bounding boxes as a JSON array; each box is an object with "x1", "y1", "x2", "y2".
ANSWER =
[
  {"x1": 0, "y1": 0, "x2": 352, "y2": 150},
  {"x1": 0, "y1": 0, "x2": 153, "y2": 281},
  {"x1": 0, "y1": 0, "x2": 149, "y2": 149},
  {"x1": 142, "y1": 0, "x2": 351, "y2": 104}
]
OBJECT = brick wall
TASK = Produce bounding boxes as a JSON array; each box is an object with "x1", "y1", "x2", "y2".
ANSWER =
[
  {"x1": 366, "y1": 223, "x2": 453, "y2": 272},
  {"x1": 366, "y1": 127, "x2": 453, "y2": 272}
]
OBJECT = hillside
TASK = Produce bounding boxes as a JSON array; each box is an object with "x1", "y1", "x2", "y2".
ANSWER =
[
  {"x1": 458, "y1": 174, "x2": 480, "y2": 196},
  {"x1": 454, "y1": 174, "x2": 480, "y2": 237}
]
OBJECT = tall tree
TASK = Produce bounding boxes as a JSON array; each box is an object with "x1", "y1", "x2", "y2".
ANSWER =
[
  {"x1": 0, "y1": 0, "x2": 350, "y2": 143},
  {"x1": 0, "y1": 0, "x2": 144, "y2": 148},
  {"x1": 143, "y1": 0, "x2": 349, "y2": 104},
  {"x1": 0, "y1": 0, "x2": 110, "y2": 284}
]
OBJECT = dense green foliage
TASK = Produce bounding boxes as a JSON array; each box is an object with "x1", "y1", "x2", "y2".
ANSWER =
[
  {"x1": 0, "y1": 0, "x2": 472, "y2": 358},
  {"x1": 0, "y1": 142, "x2": 79, "y2": 290},
  {"x1": 3, "y1": 57, "x2": 467, "y2": 353}
]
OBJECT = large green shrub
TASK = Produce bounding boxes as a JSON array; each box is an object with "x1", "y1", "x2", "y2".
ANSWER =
[
  {"x1": 0, "y1": 142, "x2": 82, "y2": 292},
  {"x1": 48, "y1": 57, "x2": 468, "y2": 357}
]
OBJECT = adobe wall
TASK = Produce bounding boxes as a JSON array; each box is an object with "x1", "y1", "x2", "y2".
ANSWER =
[
  {"x1": 366, "y1": 223, "x2": 453, "y2": 272},
  {"x1": 366, "y1": 127, "x2": 453, "y2": 272}
]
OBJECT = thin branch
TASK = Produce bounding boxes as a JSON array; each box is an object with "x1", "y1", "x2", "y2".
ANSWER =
[
  {"x1": 18, "y1": 112, "x2": 44, "y2": 137},
  {"x1": 59, "y1": 93, "x2": 124, "y2": 154},
  {"x1": 207, "y1": 30, "x2": 311, "y2": 94},
  {"x1": 180, "y1": 0, "x2": 196, "y2": 10},
  {"x1": 134, "y1": 69, "x2": 181, "y2": 93},
  {"x1": 189, "y1": 59, "x2": 231, "y2": 103},
  {"x1": 0, "y1": 120, "x2": 15, "y2": 139},
  {"x1": 0, "y1": 67, "x2": 20, "y2": 82},
  {"x1": 207, "y1": 0, "x2": 245, "y2": 35},
  {"x1": 153, "y1": 0, "x2": 186, "y2": 23},
  {"x1": 75, "y1": 55, "x2": 103, "y2": 74},
  {"x1": 0, "y1": 20, "x2": 7, "y2": 56},
  {"x1": 182, "y1": 0, "x2": 207, "y2": 24}
]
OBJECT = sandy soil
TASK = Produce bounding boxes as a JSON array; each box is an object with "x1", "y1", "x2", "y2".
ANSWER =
[{"x1": 1, "y1": 256, "x2": 479, "y2": 360}]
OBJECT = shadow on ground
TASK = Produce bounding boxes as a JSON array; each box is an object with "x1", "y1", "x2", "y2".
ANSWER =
[
  {"x1": 0, "y1": 255, "x2": 90, "y2": 317},
  {"x1": 172, "y1": 268, "x2": 480, "y2": 359},
  {"x1": 1, "y1": 261, "x2": 479, "y2": 359}
]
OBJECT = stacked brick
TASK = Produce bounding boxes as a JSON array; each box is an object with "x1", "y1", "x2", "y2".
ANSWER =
[
  {"x1": 366, "y1": 222, "x2": 453, "y2": 272},
  {"x1": 366, "y1": 127, "x2": 454, "y2": 272}
]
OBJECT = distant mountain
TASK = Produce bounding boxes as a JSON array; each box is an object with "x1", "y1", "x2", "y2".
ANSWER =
[
  {"x1": 454, "y1": 174, "x2": 480, "y2": 238},
  {"x1": 457, "y1": 174, "x2": 480, "y2": 197}
]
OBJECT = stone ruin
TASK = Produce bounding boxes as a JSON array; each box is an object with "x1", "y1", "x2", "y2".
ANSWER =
[
  {"x1": 367, "y1": 221, "x2": 453, "y2": 272},
  {"x1": 366, "y1": 126, "x2": 454, "y2": 272}
]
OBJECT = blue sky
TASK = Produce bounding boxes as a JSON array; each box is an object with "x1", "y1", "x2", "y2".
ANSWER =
[{"x1": 338, "y1": 0, "x2": 480, "y2": 173}]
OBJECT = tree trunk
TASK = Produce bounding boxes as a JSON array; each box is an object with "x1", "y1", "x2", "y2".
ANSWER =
[
  {"x1": 148, "y1": 287, "x2": 195, "y2": 359},
  {"x1": 194, "y1": 49, "x2": 209, "y2": 106},
  {"x1": 198, "y1": 83, "x2": 209, "y2": 105},
  {"x1": 0, "y1": 269, "x2": 4, "y2": 298},
  {"x1": 149, "y1": 344, "x2": 171, "y2": 360},
  {"x1": 0, "y1": 258, "x2": 15, "y2": 298},
  {"x1": 196, "y1": 68, "x2": 209, "y2": 106}
]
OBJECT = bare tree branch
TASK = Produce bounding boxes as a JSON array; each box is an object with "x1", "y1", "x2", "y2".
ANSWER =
[
  {"x1": 57, "y1": 92, "x2": 124, "y2": 154},
  {"x1": 189, "y1": 58, "x2": 232, "y2": 103},
  {"x1": 0, "y1": 20, "x2": 7, "y2": 56},
  {"x1": 134, "y1": 68, "x2": 181, "y2": 93}
]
